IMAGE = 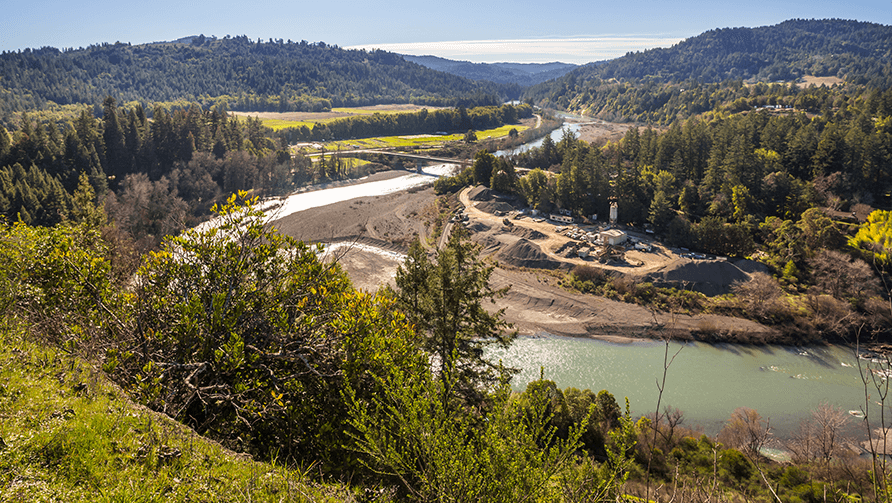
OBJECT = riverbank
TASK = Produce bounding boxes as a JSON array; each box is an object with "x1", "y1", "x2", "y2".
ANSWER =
[{"x1": 269, "y1": 174, "x2": 776, "y2": 344}]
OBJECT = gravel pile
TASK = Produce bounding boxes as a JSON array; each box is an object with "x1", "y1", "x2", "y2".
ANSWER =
[
  {"x1": 467, "y1": 185, "x2": 495, "y2": 201},
  {"x1": 496, "y1": 239, "x2": 562, "y2": 270},
  {"x1": 645, "y1": 259, "x2": 750, "y2": 296}
]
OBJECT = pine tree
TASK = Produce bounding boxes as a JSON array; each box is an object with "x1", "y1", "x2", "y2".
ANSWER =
[
  {"x1": 0, "y1": 125, "x2": 10, "y2": 165},
  {"x1": 102, "y1": 96, "x2": 129, "y2": 184},
  {"x1": 394, "y1": 237, "x2": 433, "y2": 334},
  {"x1": 394, "y1": 227, "x2": 514, "y2": 406}
]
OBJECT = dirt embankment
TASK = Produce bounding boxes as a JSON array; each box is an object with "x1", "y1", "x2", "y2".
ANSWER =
[
  {"x1": 271, "y1": 174, "x2": 776, "y2": 344},
  {"x1": 272, "y1": 170, "x2": 439, "y2": 247}
]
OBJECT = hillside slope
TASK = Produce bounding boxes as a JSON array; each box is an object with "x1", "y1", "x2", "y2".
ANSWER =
[
  {"x1": 525, "y1": 18, "x2": 892, "y2": 118},
  {"x1": 0, "y1": 323, "x2": 356, "y2": 502},
  {"x1": 401, "y1": 55, "x2": 578, "y2": 86},
  {"x1": 0, "y1": 36, "x2": 517, "y2": 118}
]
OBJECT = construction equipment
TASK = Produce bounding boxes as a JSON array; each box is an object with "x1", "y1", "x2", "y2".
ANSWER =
[{"x1": 596, "y1": 245, "x2": 625, "y2": 263}]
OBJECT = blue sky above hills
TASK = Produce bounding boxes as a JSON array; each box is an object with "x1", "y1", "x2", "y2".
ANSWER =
[{"x1": 2, "y1": 0, "x2": 890, "y2": 63}]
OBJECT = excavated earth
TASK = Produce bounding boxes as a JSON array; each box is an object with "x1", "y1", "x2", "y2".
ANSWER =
[{"x1": 272, "y1": 171, "x2": 775, "y2": 343}]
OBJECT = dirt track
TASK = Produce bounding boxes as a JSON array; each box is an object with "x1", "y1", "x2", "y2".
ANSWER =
[
  {"x1": 270, "y1": 173, "x2": 774, "y2": 342},
  {"x1": 458, "y1": 187, "x2": 673, "y2": 275}
]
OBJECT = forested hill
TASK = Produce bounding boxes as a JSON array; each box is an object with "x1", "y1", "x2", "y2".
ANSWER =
[
  {"x1": 591, "y1": 19, "x2": 889, "y2": 84},
  {"x1": 524, "y1": 18, "x2": 892, "y2": 123},
  {"x1": 401, "y1": 55, "x2": 578, "y2": 86},
  {"x1": 0, "y1": 36, "x2": 520, "y2": 120}
]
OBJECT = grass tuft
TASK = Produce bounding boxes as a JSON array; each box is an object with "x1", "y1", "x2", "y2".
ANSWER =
[{"x1": 0, "y1": 318, "x2": 361, "y2": 502}]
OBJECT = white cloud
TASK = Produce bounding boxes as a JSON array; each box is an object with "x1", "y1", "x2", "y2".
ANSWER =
[{"x1": 347, "y1": 36, "x2": 684, "y2": 64}]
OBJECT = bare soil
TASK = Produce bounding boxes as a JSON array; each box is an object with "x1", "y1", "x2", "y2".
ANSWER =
[
  {"x1": 272, "y1": 170, "x2": 438, "y2": 247},
  {"x1": 574, "y1": 120, "x2": 638, "y2": 145},
  {"x1": 270, "y1": 174, "x2": 775, "y2": 343},
  {"x1": 800, "y1": 76, "x2": 845, "y2": 87}
]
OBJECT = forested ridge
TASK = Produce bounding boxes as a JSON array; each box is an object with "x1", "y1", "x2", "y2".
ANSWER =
[
  {"x1": 0, "y1": 36, "x2": 519, "y2": 122},
  {"x1": 401, "y1": 55, "x2": 579, "y2": 86},
  {"x1": 525, "y1": 19, "x2": 892, "y2": 121}
]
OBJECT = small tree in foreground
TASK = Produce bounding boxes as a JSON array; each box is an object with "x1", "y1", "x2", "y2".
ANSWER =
[
  {"x1": 395, "y1": 227, "x2": 515, "y2": 407},
  {"x1": 718, "y1": 407, "x2": 772, "y2": 459}
]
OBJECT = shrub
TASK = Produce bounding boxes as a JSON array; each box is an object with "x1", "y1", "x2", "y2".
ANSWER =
[{"x1": 119, "y1": 192, "x2": 419, "y2": 471}]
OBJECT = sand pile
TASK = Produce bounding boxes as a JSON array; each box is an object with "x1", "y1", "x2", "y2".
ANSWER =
[
  {"x1": 645, "y1": 259, "x2": 750, "y2": 296},
  {"x1": 476, "y1": 200, "x2": 516, "y2": 215},
  {"x1": 496, "y1": 239, "x2": 561, "y2": 270},
  {"x1": 509, "y1": 226, "x2": 546, "y2": 240},
  {"x1": 468, "y1": 185, "x2": 495, "y2": 201}
]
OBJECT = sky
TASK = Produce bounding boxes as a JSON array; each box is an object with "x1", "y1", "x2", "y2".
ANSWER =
[{"x1": 2, "y1": 0, "x2": 890, "y2": 64}]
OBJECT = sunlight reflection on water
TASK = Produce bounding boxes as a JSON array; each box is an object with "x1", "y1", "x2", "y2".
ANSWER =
[{"x1": 489, "y1": 334, "x2": 867, "y2": 437}]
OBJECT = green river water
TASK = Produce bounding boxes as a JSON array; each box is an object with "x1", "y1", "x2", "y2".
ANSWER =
[{"x1": 489, "y1": 335, "x2": 874, "y2": 438}]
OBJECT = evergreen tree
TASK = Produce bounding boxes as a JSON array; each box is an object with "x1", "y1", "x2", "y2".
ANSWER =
[
  {"x1": 394, "y1": 227, "x2": 514, "y2": 406},
  {"x1": 102, "y1": 96, "x2": 129, "y2": 184},
  {"x1": 649, "y1": 189, "x2": 674, "y2": 233},
  {"x1": 472, "y1": 150, "x2": 496, "y2": 187},
  {"x1": 0, "y1": 125, "x2": 10, "y2": 163}
]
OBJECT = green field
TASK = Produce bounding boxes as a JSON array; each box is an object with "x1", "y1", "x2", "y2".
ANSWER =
[
  {"x1": 327, "y1": 124, "x2": 529, "y2": 150},
  {"x1": 257, "y1": 118, "x2": 316, "y2": 130},
  {"x1": 239, "y1": 106, "x2": 443, "y2": 131}
]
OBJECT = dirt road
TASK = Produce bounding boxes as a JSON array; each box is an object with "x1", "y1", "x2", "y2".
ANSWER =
[
  {"x1": 457, "y1": 187, "x2": 676, "y2": 276},
  {"x1": 272, "y1": 173, "x2": 774, "y2": 343}
]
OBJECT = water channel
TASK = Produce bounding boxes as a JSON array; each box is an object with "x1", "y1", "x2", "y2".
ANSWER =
[
  {"x1": 495, "y1": 121, "x2": 585, "y2": 157},
  {"x1": 265, "y1": 130, "x2": 875, "y2": 441},
  {"x1": 488, "y1": 335, "x2": 870, "y2": 438}
]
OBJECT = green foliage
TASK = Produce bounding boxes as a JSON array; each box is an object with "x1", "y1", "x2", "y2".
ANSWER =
[
  {"x1": 276, "y1": 103, "x2": 531, "y2": 143},
  {"x1": 516, "y1": 168, "x2": 550, "y2": 210},
  {"x1": 123, "y1": 192, "x2": 419, "y2": 469},
  {"x1": 0, "y1": 39, "x2": 514, "y2": 119},
  {"x1": 558, "y1": 402, "x2": 637, "y2": 503},
  {"x1": 347, "y1": 367, "x2": 588, "y2": 502},
  {"x1": 0, "y1": 218, "x2": 123, "y2": 347},
  {"x1": 850, "y1": 209, "x2": 892, "y2": 269},
  {"x1": 432, "y1": 166, "x2": 473, "y2": 194},
  {"x1": 0, "y1": 324, "x2": 355, "y2": 502},
  {"x1": 472, "y1": 150, "x2": 496, "y2": 186},
  {"x1": 718, "y1": 448, "x2": 754, "y2": 482},
  {"x1": 527, "y1": 20, "x2": 892, "y2": 121},
  {"x1": 0, "y1": 162, "x2": 72, "y2": 226},
  {"x1": 394, "y1": 229, "x2": 514, "y2": 406}
]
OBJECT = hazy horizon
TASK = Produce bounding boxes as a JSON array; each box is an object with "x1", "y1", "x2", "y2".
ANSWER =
[{"x1": 3, "y1": 0, "x2": 888, "y2": 65}]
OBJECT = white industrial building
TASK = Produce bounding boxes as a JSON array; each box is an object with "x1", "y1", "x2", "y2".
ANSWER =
[
  {"x1": 600, "y1": 229, "x2": 627, "y2": 246},
  {"x1": 549, "y1": 214, "x2": 574, "y2": 224}
]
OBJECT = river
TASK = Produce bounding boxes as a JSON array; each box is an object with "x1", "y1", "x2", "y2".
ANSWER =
[
  {"x1": 488, "y1": 334, "x2": 870, "y2": 438},
  {"x1": 495, "y1": 122, "x2": 584, "y2": 157},
  {"x1": 255, "y1": 163, "x2": 458, "y2": 223},
  {"x1": 261, "y1": 135, "x2": 873, "y2": 441}
]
